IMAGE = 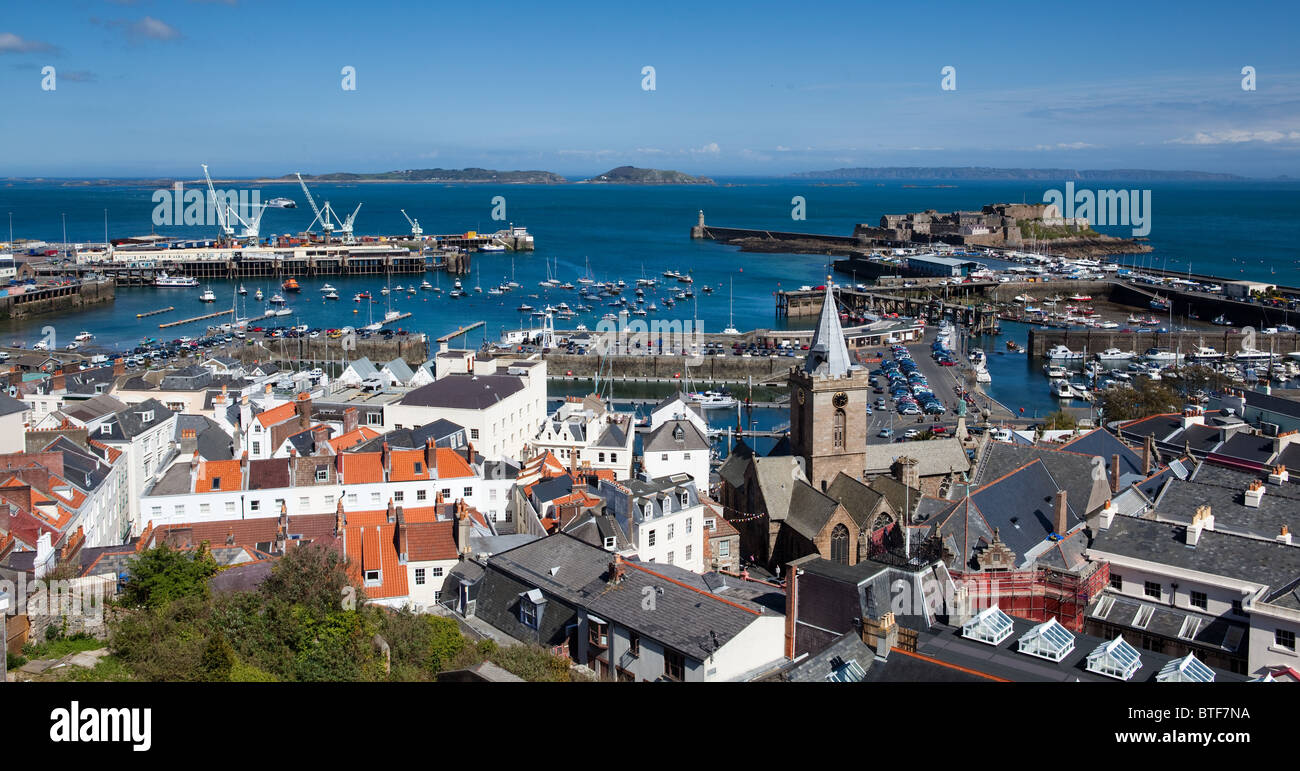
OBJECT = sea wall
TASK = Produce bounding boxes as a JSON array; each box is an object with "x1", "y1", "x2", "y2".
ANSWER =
[
  {"x1": 0, "y1": 280, "x2": 114, "y2": 320},
  {"x1": 545, "y1": 352, "x2": 797, "y2": 383}
]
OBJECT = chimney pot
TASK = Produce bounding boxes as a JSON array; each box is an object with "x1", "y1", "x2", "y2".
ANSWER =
[{"x1": 1053, "y1": 489, "x2": 1069, "y2": 538}]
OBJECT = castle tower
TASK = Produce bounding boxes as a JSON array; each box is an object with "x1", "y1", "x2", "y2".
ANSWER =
[{"x1": 788, "y1": 278, "x2": 873, "y2": 491}]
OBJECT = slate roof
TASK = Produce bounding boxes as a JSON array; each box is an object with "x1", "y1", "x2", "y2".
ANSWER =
[
  {"x1": 863, "y1": 437, "x2": 970, "y2": 477},
  {"x1": 479, "y1": 533, "x2": 773, "y2": 662},
  {"x1": 642, "y1": 419, "x2": 710, "y2": 453},
  {"x1": 400, "y1": 373, "x2": 525, "y2": 409},
  {"x1": 1058, "y1": 428, "x2": 1145, "y2": 484},
  {"x1": 247, "y1": 458, "x2": 291, "y2": 490},
  {"x1": 595, "y1": 421, "x2": 629, "y2": 448},
  {"x1": 826, "y1": 472, "x2": 886, "y2": 530},
  {"x1": 1150, "y1": 462, "x2": 1300, "y2": 542},
  {"x1": 1211, "y1": 432, "x2": 1278, "y2": 466},
  {"x1": 784, "y1": 482, "x2": 844, "y2": 541},
  {"x1": 0, "y1": 392, "x2": 28, "y2": 416},
  {"x1": 973, "y1": 441, "x2": 1111, "y2": 515},
  {"x1": 344, "y1": 357, "x2": 379, "y2": 380},
  {"x1": 1089, "y1": 514, "x2": 1300, "y2": 593},
  {"x1": 750, "y1": 456, "x2": 806, "y2": 521},
  {"x1": 96, "y1": 399, "x2": 175, "y2": 441},
  {"x1": 782, "y1": 631, "x2": 876, "y2": 683}
]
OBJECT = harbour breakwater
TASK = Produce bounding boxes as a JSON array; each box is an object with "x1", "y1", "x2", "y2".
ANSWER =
[
  {"x1": 0, "y1": 279, "x2": 114, "y2": 320},
  {"x1": 544, "y1": 352, "x2": 798, "y2": 384},
  {"x1": 1025, "y1": 328, "x2": 1300, "y2": 358}
]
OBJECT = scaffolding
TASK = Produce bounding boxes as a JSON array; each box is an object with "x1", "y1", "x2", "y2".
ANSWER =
[{"x1": 953, "y1": 560, "x2": 1109, "y2": 632}]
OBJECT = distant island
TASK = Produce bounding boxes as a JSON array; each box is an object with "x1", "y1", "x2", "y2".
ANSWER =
[
  {"x1": 795, "y1": 167, "x2": 1247, "y2": 181},
  {"x1": 581, "y1": 166, "x2": 715, "y2": 185},
  {"x1": 280, "y1": 168, "x2": 568, "y2": 184}
]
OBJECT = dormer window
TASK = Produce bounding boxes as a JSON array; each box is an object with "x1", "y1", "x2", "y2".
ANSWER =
[
  {"x1": 679, "y1": 492, "x2": 689, "y2": 508},
  {"x1": 673, "y1": 425, "x2": 684, "y2": 441},
  {"x1": 414, "y1": 462, "x2": 422, "y2": 474},
  {"x1": 518, "y1": 588, "x2": 545, "y2": 629},
  {"x1": 644, "y1": 502, "x2": 654, "y2": 519},
  {"x1": 603, "y1": 536, "x2": 616, "y2": 550},
  {"x1": 364, "y1": 569, "x2": 381, "y2": 585},
  {"x1": 211, "y1": 477, "x2": 221, "y2": 490},
  {"x1": 140, "y1": 410, "x2": 154, "y2": 423},
  {"x1": 99, "y1": 424, "x2": 111, "y2": 435}
]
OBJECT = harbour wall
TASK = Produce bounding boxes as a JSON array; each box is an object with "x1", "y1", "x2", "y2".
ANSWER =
[
  {"x1": 219, "y1": 334, "x2": 430, "y2": 368},
  {"x1": 544, "y1": 352, "x2": 797, "y2": 384},
  {"x1": 0, "y1": 279, "x2": 114, "y2": 320},
  {"x1": 1025, "y1": 328, "x2": 1300, "y2": 358}
]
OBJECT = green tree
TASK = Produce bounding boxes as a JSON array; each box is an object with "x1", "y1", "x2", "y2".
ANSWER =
[
  {"x1": 1096, "y1": 377, "x2": 1182, "y2": 423},
  {"x1": 200, "y1": 630, "x2": 237, "y2": 681},
  {"x1": 1045, "y1": 410, "x2": 1077, "y2": 430},
  {"x1": 122, "y1": 543, "x2": 218, "y2": 610},
  {"x1": 260, "y1": 542, "x2": 358, "y2": 618}
]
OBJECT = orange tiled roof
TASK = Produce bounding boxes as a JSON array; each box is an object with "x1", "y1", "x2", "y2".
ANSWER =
[
  {"x1": 196, "y1": 460, "x2": 242, "y2": 493},
  {"x1": 254, "y1": 401, "x2": 298, "y2": 429},
  {"x1": 434, "y1": 448, "x2": 476, "y2": 479},
  {"x1": 389, "y1": 449, "x2": 434, "y2": 482},
  {"x1": 326, "y1": 426, "x2": 381, "y2": 453},
  {"x1": 340, "y1": 452, "x2": 384, "y2": 484},
  {"x1": 343, "y1": 522, "x2": 409, "y2": 600}
]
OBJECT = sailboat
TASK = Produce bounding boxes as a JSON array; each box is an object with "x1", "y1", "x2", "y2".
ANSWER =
[{"x1": 722, "y1": 277, "x2": 740, "y2": 335}]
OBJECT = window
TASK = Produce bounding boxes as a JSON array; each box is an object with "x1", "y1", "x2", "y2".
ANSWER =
[
  {"x1": 520, "y1": 600, "x2": 538, "y2": 629},
  {"x1": 679, "y1": 492, "x2": 688, "y2": 508},
  {"x1": 225, "y1": 501, "x2": 235, "y2": 514},
  {"x1": 151, "y1": 506, "x2": 162, "y2": 518},
  {"x1": 628, "y1": 631, "x2": 641, "y2": 658},
  {"x1": 199, "y1": 503, "x2": 210, "y2": 515},
  {"x1": 667, "y1": 551, "x2": 674, "y2": 564},
  {"x1": 211, "y1": 477, "x2": 222, "y2": 491},
  {"x1": 830, "y1": 524, "x2": 850, "y2": 564},
  {"x1": 464, "y1": 487, "x2": 473, "y2": 497},
  {"x1": 489, "y1": 488, "x2": 497, "y2": 501},
  {"x1": 832, "y1": 408, "x2": 846, "y2": 450},
  {"x1": 364, "y1": 570, "x2": 380, "y2": 584},
  {"x1": 394, "y1": 491, "x2": 404, "y2": 502},
  {"x1": 415, "y1": 568, "x2": 426, "y2": 585},
  {"x1": 416, "y1": 489, "x2": 427, "y2": 501},
  {"x1": 599, "y1": 453, "x2": 606, "y2": 463},
  {"x1": 413, "y1": 462, "x2": 422, "y2": 474},
  {"x1": 433, "y1": 590, "x2": 441, "y2": 602},
  {"x1": 370, "y1": 492, "x2": 380, "y2": 504},
  {"x1": 100, "y1": 424, "x2": 112, "y2": 435},
  {"x1": 667, "y1": 524, "x2": 674, "y2": 540},
  {"x1": 610, "y1": 454, "x2": 617, "y2": 463},
  {"x1": 1144, "y1": 581, "x2": 1161, "y2": 600},
  {"x1": 603, "y1": 536, "x2": 616, "y2": 550},
  {"x1": 441, "y1": 488, "x2": 451, "y2": 498},
  {"x1": 251, "y1": 441, "x2": 261, "y2": 455},
  {"x1": 705, "y1": 518, "x2": 716, "y2": 531},
  {"x1": 250, "y1": 500, "x2": 261, "y2": 511},
  {"x1": 686, "y1": 518, "x2": 692, "y2": 534},
  {"x1": 368, "y1": 413, "x2": 383, "y2": 426},
  {"x1": 661, "y1": 453, "x2": 669, "y2": 461},
  {"x1": 296, "y1": 497, "x2": 307, "y2": 509},
  {"x1": 1277, "y1": 629, "x2": 1296, "y2": 651},
  {"x1": 685, "y1": 545, "x2": 692, "y2": 562},
  {"x1": 1109, "y1": 573, "x2": 1123, "y2": 591},
  {"x1": 648, "y1": 529, "x2": 656, "y2": 547},
  {"x1": 471, "y1": 429, "x2": 479, "y2": 440},
  {"x1": 323, "y1": 496, "x2": 333, "y2": 509},
  {"x1": 663, "y1": 649, "x2": 685, "y2": 681},
  {"x1": 718, "y1": 540, "x2": 730, "y2": 557},
  {"x1": 347, "y1": 493, "x2": 357, "y2": 505},
  {"x1": 315, "y1": 467, "x2": 328, "y2": 482},
  {"x1": 1190, "y1": 591, "x2": 1208, "y2": 610}
]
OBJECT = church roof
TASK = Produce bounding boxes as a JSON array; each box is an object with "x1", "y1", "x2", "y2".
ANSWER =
[{"x1": 804, "y1": 281, "x2": 855, "y2": 378}]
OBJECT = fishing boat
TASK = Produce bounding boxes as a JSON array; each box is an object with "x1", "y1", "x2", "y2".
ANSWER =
[
  {"x1": 479, "y1": 243, "x2": 506, "y2": 253},
  {"x1": 1149, "y1": 295, "x2": 1170, "y2": 311},
  {"x1": 324, "y1": 289, "x2": 340, "y2": 300},
  {"x1": 254, "y1": 288, "x2": 264, "y2": 301},
  {"x1": 154, "y1": 272, "x2": 199, "y2": 288},
  {"x1": 269, "y1": 293, "x2": 286, "y2": 305},
  {"x1": 1068, "y1": 293, "x2": 1092, "y2": 302},
  {"x1": 238, "y1": 285, "x2": 247, "y2": 295},
  {"x1": 282, "y1": 277, "x2": 301, "y2": 292},
  {"x1": 199, "y1": 287, "x2": 216, "y2": 303},
  {"x1": 354, "y1": 291, "x2": 371, "y2": 302},
  {"x1": 75, "y1": 331, "x2": 93, "y2": 342}
]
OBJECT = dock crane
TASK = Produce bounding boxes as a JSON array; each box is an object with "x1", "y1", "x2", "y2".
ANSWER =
[
  {"x1": 202, "y1": 164, "x2": 269, "y2": 245},
  {"x1": 296, "y1": 172, "x2": 336, "y2": 240},
  {"x1": 339, "y1": 203, "x2": 362, "y2": 244},
  {"x1": 401, "y1": 209, "x2": 423, "y2": 238}
]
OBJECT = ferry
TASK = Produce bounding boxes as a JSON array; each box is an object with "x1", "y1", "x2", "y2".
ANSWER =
[
  {"x1": 267, "y1": 197, "x2": 297, "y2": 208},
  {"x1": 199, "y1": 287, "x2": 216, "y2": 303},
  {"x1": 282, "y1": 278, "x2": 301, "y2": 292},
  {"x1": 154, "y1": 272, "x2": 199, "y2": 288}
]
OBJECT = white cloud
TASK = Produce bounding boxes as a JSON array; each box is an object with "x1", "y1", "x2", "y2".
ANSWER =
[
  {"x1": 691, "y1": 142, "x2": 720, "y2": 155},
  {"x1": 1167, "y1": 129, "x2": 1300, "y2": 145},
  {"x1": 1029, "y1": 141, "x2": 1097, "y2": 151},
  {"x1": 0, "y1": 33, "x2": 57, "y2": 54},
  {"x1": 133, "y1": 16, "x2": 181, "y2": 41}
]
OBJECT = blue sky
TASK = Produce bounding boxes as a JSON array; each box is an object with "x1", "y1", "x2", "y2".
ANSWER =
[{"x1": 1, "y1": 0, "x2": 1298, "y2": 177}]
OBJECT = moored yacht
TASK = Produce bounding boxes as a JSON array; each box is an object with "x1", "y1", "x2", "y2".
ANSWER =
[
  {"x1": 1046, "y1": 345, "x2": 1084, "y2": 363},
  {"x1": 1095, "y1": 348, "x2": 1136, "y2": 364}
]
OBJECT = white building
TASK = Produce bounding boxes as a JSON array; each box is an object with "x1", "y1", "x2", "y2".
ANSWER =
[
  {"x1": 530, "y1": 395, "x2": 636, "y2": 480},
  {"x1": 600, "y1": 474, "x2": 706, "y2": 573},
  {"x1": 649, "y1": 391, "x2": 708, "y2": 434},
  {"x1": 642, "y1": 419, "x2": 711, "y2": 492},
  {"x1": 87, "y1": 399, "x2": 177, "y2": 534}
]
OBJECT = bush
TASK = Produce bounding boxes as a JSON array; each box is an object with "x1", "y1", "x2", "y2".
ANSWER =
[{"x1": 122, "y1": 543, "x2": 218, "y2": 610}]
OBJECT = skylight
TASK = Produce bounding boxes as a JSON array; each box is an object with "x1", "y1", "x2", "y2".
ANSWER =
[
  {"x1": 1017, "y1": 618, "x2": 1075, "y2": 662},
  {"x1": 1156, "y1": 653, "x2": 1215, "y2": 683},
  {"x1": 961, "y1": 605, "x2": 1014, "y2": 646},
  {"x1": 826, "y1": 656, "x2": 867, "y2": 683},
  {"x1": 1086, "y1": 635, "x2": 1142, "y2": 681}
]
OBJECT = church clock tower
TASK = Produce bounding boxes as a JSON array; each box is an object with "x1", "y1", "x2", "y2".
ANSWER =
[{"x1": 788, "y1": 278, "x2": 873, "y2": 491}]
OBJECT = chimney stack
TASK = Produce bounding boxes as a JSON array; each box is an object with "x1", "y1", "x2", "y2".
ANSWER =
[
  {"x1": 424, "y1": 438, "x2": 436, "y2": 476},
  {"x1": 113, "y1": 357, "x2": 124, "y2": 376},
  {"x1": 1110, "y1": 453, "x2": 1121, "y2": 494},
  {"x1": 335, "y1": 497, "x2": 345, "y2": 534},
  {"x1": 1245, "y1": 478, "x2": 1266, "y2": 508},
  {"x1": 1142, "y1": 434, "x2": 1154, "y2": 475},
  {"x1": 52, "y1": 370, "x2": 66, "y2": 392},
  {"x1": 1187, "y1": 504, "x2": 1214, "y2": 546},
  {"x1": 343, "y1": 407, "x2": 358, "y2": 435},
  {"x1": 464, "y1": 440, "x2": 474, "y2": 465},
  {"x1": 455, "y1": 500, "x2": 473, "y2": 555},
  {"x1": 1269, "y1": 464, "x2": 1290, "y2": 485},
  {"x1": 381, "y1": 442, "x2": 391, "y2": 476},
  {"x1": 1279, "y1": 525, "x2": 1293, "y2": 546},
  {"x1": 396, "y1": 506, "x2": 409, "y2": 561},
  {"x1": 386, "y1": 497, "x2": 395, "y2": 523},
  {"x1": 1053, "y1": 488, "x2": 1069, "y2": 538},
  {"x1": 295, "y1": 392, "x2": 312, "y2": 429}
]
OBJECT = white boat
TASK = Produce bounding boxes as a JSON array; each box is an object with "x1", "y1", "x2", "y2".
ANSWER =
[
  {"x1": 1050, "y1": 379, "x2": 1073, "y2": 399},
  {"x1": 1043, "y1": 364, "x2": 1069, "y2": 378},
  {"x1": 1046, "y1": 345, "x2": 1084, "y2": 363},
  {"x1": 1235, "y1": 347, "x2": 1274, "y2": 363},
  {"x1": 479, "y1": 243, "x2": 506, "y2": 252},
  {"x1": 269, "y1": 293, "x2": 286, "y2": 305},
  {"x1": 324, "y1": 289, "x2": 339, "y2": 300},
  {"x1": 154, "y1": 272, "x2": 198, "y2": 288},
  {"x1": 320, "y1": 283, "x2": 336, "y2": 293},
  {"x1": 75, "y1": 331, "x2": 93, "y2": 342},
  {"x1": 1189, "y1": 344, "x2": 1223, "y2": 361},
  {"x1": 274, "y1": 307, "x2": 292, "y2": 317},
  {"x1": 254, "y1": 288, "x2": 263, "y2": 301},
  {"x1": 1096, "y1": 348, "x2": 1135, "y2": 363},
  {"x1": 689, "y1": 390, "x2": 737, "y2": 410},
  {"x1": 1142, "y1": 348, "x2": 1179, "y2": 364},
  {"x1": 238, "y1": 285, "x2": 247, "y2": 295},
  {"x1": 267, "y1": 197, "x2": 296, "y2": 208},
  {"x1": 199, "y1": 287, "x2": 216, "y2": 303},
  {"x1": 421, "y1": 280, "x2": 433, "y2": 290},
  {"x1": 975, "y1": 367, "x2": 991, "y2": 384},
  {"x1": 381, "y1": 287, "x2": 390, "y2": 295}
]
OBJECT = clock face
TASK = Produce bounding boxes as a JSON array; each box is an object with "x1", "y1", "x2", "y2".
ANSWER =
[
  {"x1": 833, "y1": 391, "x2": 849, "y2": 408},
  {"x1": 796, "y1": 389, "x2": 806, "y2": 405}
]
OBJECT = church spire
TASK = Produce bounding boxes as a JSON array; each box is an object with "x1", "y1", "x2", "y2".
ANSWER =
[{"x1": 804, "y1": 276, "x2": 854, "y2": 378}]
